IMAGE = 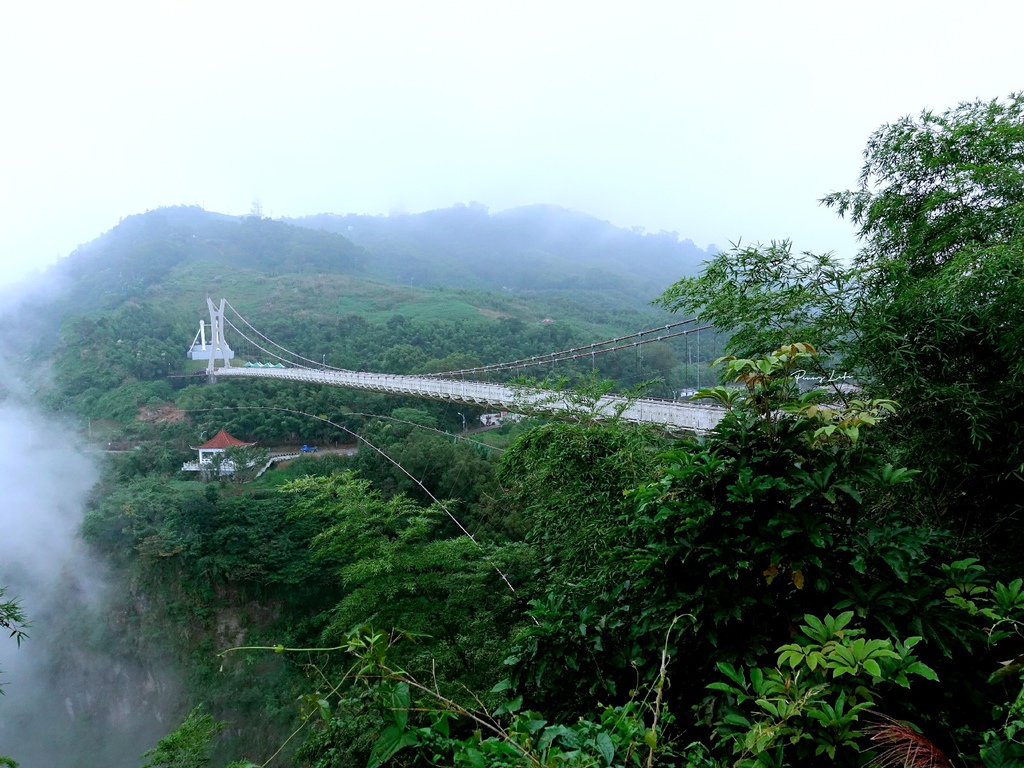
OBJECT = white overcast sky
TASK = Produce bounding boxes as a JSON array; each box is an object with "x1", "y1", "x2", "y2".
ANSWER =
[{"x1": 0, "y1": 1, "x2": 1021, "y2": 288}]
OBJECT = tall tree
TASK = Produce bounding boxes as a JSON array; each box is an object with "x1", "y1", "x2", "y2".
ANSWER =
[
  {"x1": 658, "y1": 95, "x2": 1024, "y2": 553},
  {"x1": 822, "y1": 95, "x2": 1024, "y2": 547},
  {"x1": 822, "y1": 94, "x2": 1024, "y2": 275}
]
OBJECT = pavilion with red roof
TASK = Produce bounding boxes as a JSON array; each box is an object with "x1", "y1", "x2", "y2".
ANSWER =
[{"x1": 182, "y1": 429, "x2": 255, "y2": 474}]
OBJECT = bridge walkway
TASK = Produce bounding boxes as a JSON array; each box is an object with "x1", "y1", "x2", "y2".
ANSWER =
[{"x1": 215, "y1": 366, "x2": 725, "y2": 433}]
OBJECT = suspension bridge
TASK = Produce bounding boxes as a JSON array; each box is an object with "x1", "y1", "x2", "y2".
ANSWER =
[{"x1": 188, "y1": 298, "x2": 726, "y2": 433}]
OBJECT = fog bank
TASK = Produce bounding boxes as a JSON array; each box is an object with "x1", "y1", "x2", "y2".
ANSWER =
[{"x1": 0, "y1": 402, "x2": 177, "y2": 767}]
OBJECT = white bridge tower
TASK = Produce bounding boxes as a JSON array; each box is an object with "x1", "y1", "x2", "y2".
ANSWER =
[{"x1": 187, "y1": 297, "x2": 235, "y2": 379}]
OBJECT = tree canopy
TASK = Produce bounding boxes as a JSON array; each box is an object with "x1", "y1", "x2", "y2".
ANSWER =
[
  {"x1": 658, "y1": 95, "x2": 1024, "y2": 556},
  {"x1": 822, "y1": 94, "x2": 1024, "y2": 274}
]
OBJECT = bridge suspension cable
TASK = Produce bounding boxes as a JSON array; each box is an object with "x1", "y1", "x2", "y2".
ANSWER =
[
  {"x1": 224, "y1": 299, "x2": 351, "y2": 371},
  {"x1": 424, "y1": 319, "x2": 713, "y2": 378},
  {"x1": 223, "y1": 317, "x2": 315, "y2": 369},
  {"x1": 219, "y1": 298, "x2": 713, "y2": 383}
]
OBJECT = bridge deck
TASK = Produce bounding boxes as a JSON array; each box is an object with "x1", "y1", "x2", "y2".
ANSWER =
[{"x1": 214, "y1": 367, "x2": 724, "y2": 433}]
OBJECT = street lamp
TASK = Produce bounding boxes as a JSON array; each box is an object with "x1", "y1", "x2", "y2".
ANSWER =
[{"x1": 457, "y1": 413, "x2": 467, "y2": 432}]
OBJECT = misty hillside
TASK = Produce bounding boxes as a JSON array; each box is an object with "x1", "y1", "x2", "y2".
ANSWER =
[
  {"x1": 2, "y1": 207, "x2": 366, "y2": 359},
  {"x1": 286, "y1": 203, "x2": 711, "y2": 294},
  {"x1": 49, "y1": 207, "x2": 367, "y2": 314},
  {"x1": 0, "y1": 203, "x2": 712, "y2": 372},
  {"x1": 0, "y1": 203, "x2": 719, "y2": 428},
  {"x1": 39, "y1": 204, "x2": 710, "y2": 319}
]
